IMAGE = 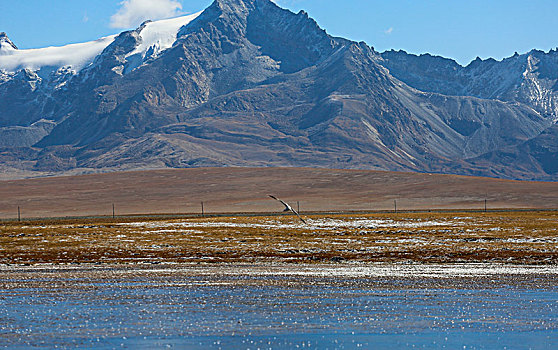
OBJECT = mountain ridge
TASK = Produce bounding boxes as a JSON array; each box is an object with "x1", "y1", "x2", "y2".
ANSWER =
[{"x1": 1, "y1": 0, "x2": 557, "y2": 181}]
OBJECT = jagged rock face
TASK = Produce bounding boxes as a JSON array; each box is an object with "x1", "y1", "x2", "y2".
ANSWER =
[
  {"x1": 0, "y1": 0, "x2": 558, "y2": 180},
  {"x1": 380, "y1": 49, "x2": 558, "y2": 121},
  {"x1": 0, "y1": 69, "x2": 47, "y2": 127}
]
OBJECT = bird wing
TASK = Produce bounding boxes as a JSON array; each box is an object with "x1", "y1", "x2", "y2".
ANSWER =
[
  {"x1": 279, "y1": 200, "x2": 292, "y2": 212},
  {"x1": 269, "y1": 195, "x2": 291, "y2": 211},
  {"x1": 269, "y1": 195, "x2": 307, "y2": 225}
]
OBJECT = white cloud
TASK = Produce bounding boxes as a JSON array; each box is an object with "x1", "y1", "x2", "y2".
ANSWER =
[
  {"x1": 384, "y1": 27, "x2": 394, "y2": 35},
  {"x1": 110, "y1": 0, "x2": 184, "y2": 29}
]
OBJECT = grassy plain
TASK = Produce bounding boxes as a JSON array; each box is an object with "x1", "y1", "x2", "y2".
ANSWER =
[
  {"x1": 1, "y1": 211, "x2": 557, "y2": 265},
  {"x1": 2, "y1": 167, "x2": 558, "y2": 219}
]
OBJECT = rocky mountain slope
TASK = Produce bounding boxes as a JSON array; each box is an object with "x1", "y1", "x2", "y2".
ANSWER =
[
  {"x1": 1, "y1": 0, "x2": 557, "y2": 180},
  {"x1": 380, "y1": 49, "x2": 558, "y2": 121}
]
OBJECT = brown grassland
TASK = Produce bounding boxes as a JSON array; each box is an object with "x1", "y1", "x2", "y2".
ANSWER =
[
  {"x1": 1, "y1": 167, "x2": 558, "y2": 219},
  {"x1": 2, "y1": 168, "x2": 557, "y2": 266},
  {"x1": 1, "y1": 211, "x2": 557, "y2": 265}
]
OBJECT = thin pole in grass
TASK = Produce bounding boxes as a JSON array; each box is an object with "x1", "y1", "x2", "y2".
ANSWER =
[
  {"x1": 484, "y1": 199, "x2": 487, "y2": 213},
  {"x1": 394, "y1": 200, "x2": 397, "y2": 214},
  {"x1": 201, "y1": 202, "x2": 204, "y2": 217},
  {"x1": 18, "y1": 206, "x2": 21, "y2": 222},
  {"x1": 297, "y1": 201, "x2": 300, "y2": 213},
  {"x1": 112, "y1": 204, "x2": 115, "y2": 219}
]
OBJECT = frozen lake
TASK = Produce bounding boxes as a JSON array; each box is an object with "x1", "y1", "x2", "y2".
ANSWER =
[{"x1": 1, "y1": 263, "x2": 557, "y2": 349}]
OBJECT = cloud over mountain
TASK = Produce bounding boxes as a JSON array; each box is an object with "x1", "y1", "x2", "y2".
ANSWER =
[{"x1": 110, "y1": 0, "x2": 183, "y2": 29}]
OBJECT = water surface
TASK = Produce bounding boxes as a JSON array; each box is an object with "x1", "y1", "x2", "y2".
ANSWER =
[{"x1": 1, "y1": 264, "x2": 557, "y2": 349}]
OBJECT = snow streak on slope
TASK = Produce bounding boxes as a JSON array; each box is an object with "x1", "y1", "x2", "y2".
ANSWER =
[{"x1": 128, "y1": 12, "x2": 202, "y2": 61}]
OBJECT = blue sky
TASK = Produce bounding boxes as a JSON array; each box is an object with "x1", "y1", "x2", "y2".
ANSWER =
[{"x1": 2, "y1": 0, "x2": 558, "y2": 66}]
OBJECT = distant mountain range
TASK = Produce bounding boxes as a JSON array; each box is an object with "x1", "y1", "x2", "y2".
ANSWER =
[{"x1": 1, "y1": 0, "x2": 557, "y2": 180}]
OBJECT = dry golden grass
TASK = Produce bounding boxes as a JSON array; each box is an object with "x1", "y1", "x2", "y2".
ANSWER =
[
  {"x1": 1, "y1": 211, "x2": 557, "y2": 265},
  {"x1": 2, "y1": 167, "x2": 558, "y2": 219}
]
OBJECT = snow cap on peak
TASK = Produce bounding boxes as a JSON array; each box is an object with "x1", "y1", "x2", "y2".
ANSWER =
[
  {"x1": 0, "y1": 13, "x2": 199, "y2": 75},
  {"x1": 0, "y1": 32, "x2": 18, "y2": 51},
  {"x1": 0, "y1": 34, "x2": 116, "y2": 73}
]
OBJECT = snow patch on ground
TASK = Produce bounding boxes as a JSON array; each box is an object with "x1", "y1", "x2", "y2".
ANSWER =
[{"x1": 121, "y1": 218, "x2": 457, "y2": 231}]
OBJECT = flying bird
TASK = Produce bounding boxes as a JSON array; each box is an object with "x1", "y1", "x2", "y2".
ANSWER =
[{"x1": 269, "y1": 195, "x2": 307, "y2": 224}]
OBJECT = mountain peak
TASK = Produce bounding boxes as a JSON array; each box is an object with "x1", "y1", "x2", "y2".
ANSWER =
[
  {"x1": 183, "y1": 0, "x2": 275, "y2": 28},
  {"x1": 176, "y1": 0, "x2": 337, "y2": 74},
  {"x1": 0, "y1": 32, "x2": 18, "y2": 51},
  {"x1": 212, "y1": 0, "x2": 269, "y2": 8}
]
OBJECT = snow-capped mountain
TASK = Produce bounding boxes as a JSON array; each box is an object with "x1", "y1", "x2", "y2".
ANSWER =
[
  {"x1": 1, "y1": 0, "x2": 557, "y2": 180},
  {"x1": 0, "y1": 34, "x2": 116, "y2": 76},
  {"x1": 0, "y1": 12, "x2": 201, "y2": 80},
  {"x1": 0, "y1": 32, "x2": 18, "y2": 52}
]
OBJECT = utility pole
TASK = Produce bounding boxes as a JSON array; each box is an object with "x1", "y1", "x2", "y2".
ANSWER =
[
  {"x1": 112, "y1": 204, "x2": 115, "y2": 219},
  {"x1": 297, "y1": 201, "x2": 300, "y2": 213},
  {"x1": 18, "y1": 206, "x2": 21, "y2": 222},
  {"x1": 484, "y1": 199, "x2": 487, "y2": 213},
  {"x1": 394, "y1": 200, "x2": 397, "y2": 214},
  {"x1": 201, "y1": 202, "x2": 205, "y2": 217}
]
